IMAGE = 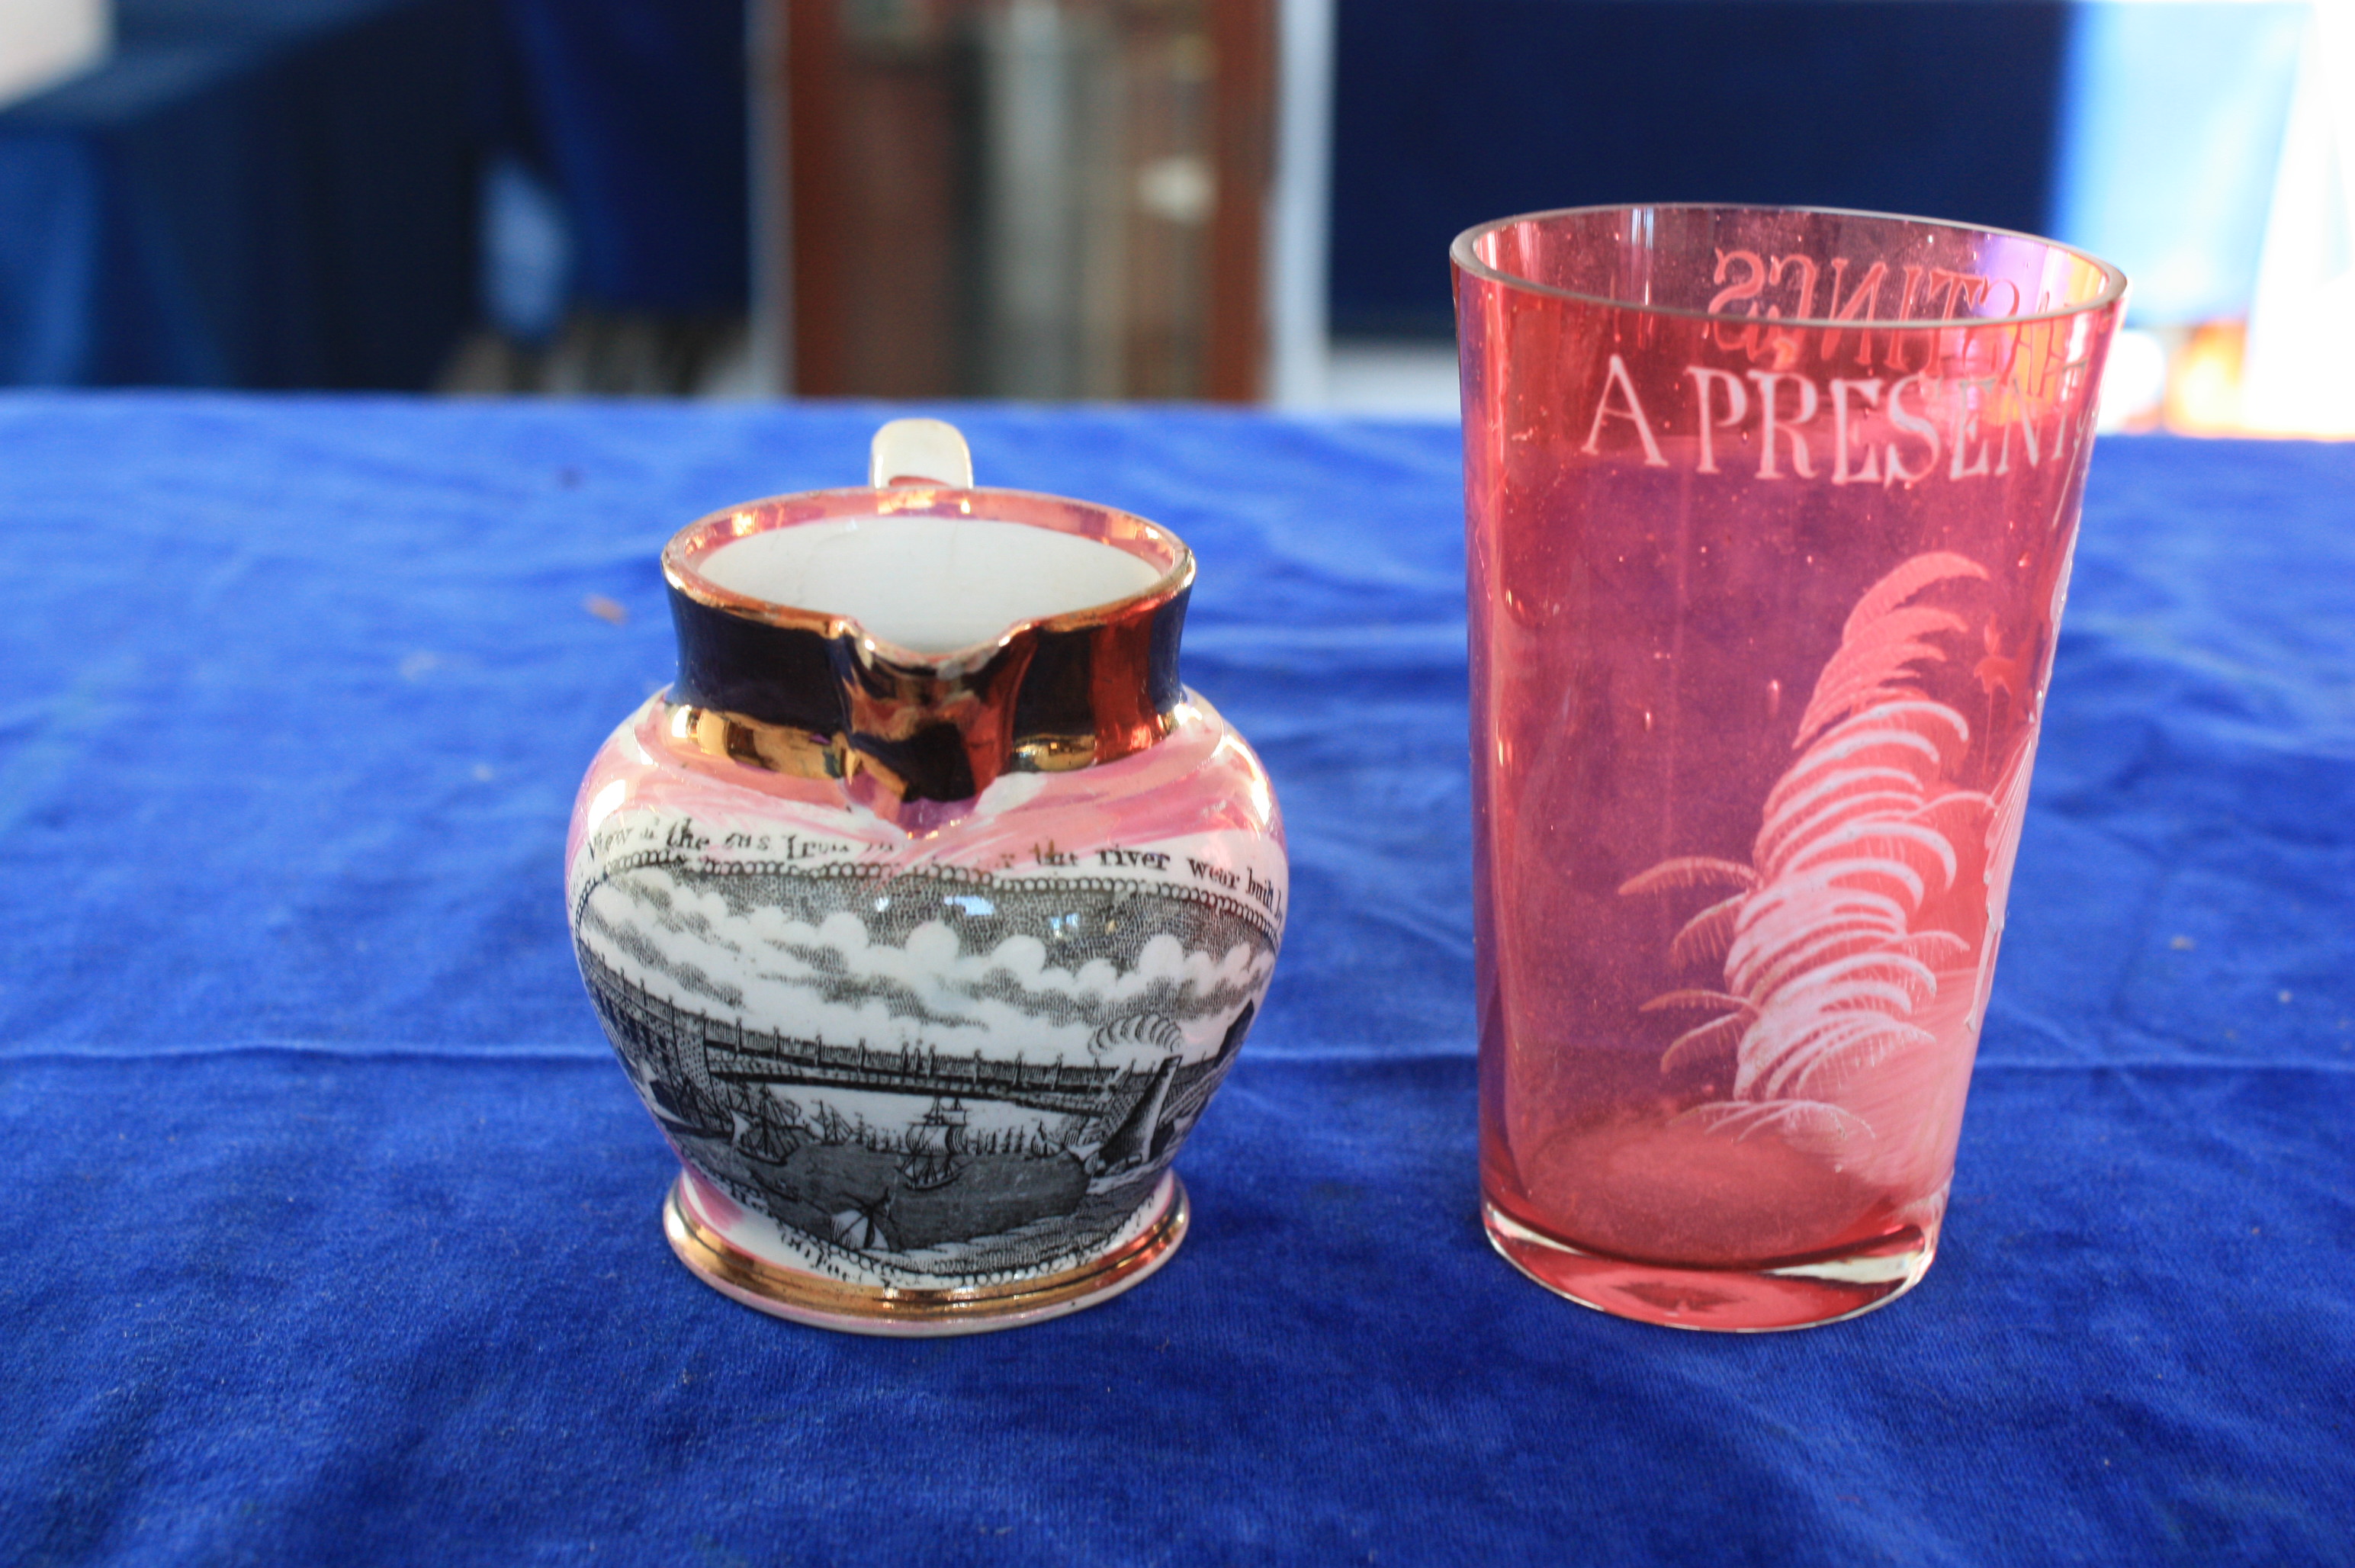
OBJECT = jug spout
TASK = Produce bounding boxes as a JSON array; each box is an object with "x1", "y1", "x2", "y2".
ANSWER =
[{"x1": 824, "y1": 628, "x2": 1039, "y2": 825}]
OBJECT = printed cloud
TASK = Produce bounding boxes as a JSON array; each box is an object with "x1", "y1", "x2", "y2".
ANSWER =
[{"x1": 577, "y1": 864, "x2": 1271, "y2": 1069}]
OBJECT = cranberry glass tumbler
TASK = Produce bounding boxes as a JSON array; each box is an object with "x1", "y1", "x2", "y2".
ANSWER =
[{"x1": 1457, "y1": 207, "x2": 2124, "y2": 1329}]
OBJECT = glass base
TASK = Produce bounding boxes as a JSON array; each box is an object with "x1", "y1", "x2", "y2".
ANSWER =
[
  {"x1": 1483, "y1": 1200, "x2": 1936, "y2": 1332},
  {"x1": 664, "y1": 1171, "x2": 1188, "y2": 1336}
]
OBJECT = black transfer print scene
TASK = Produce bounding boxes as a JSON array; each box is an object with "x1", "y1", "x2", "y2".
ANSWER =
[{"x1": 570, "y1": 813, "x2": 1280, "y2": 1287}]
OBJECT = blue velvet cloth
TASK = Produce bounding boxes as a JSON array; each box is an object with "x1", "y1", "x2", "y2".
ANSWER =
[
  {"x1": 1, "y1": 398, "x2": 2349, "y2": 1565},
  {"x1": 0, "y1": 0, "x2": 479, "y2": 389}
]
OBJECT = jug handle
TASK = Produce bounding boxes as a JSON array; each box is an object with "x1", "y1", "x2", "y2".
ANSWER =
[{"x1": 869, "y1": 418, "x2": 974, "y2": 489}]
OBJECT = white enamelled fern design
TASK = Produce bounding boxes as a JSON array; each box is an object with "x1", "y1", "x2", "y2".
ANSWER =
[{"x1": 1621, "y1": 552, "x2": 2016, "y2": 1172}]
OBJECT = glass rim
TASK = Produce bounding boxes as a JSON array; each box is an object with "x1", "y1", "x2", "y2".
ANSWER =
[{"x1": 1450, "y1": 202, "x2": 2128, "y2": 331}]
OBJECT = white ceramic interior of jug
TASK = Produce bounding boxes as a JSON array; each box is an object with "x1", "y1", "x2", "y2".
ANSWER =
[{"x1": 696, "y1": 516, "x2": 1164, "y2": 654}]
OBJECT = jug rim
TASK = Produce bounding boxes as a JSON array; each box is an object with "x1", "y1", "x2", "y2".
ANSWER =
[
  {"x1": 655, "y1": 480, "x2": 1199, "y2": 826},
  {"x1": 662, "y1": 482, "x2": 1196, "y2": 664}
]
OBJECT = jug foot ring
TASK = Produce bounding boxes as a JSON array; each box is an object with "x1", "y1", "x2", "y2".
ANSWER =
[{"x1": 663, "y1": 1171, "x2": 1189, "y2": 1336}]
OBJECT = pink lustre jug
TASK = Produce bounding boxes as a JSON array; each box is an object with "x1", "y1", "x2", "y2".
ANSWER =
[{"x1": 564, "y1": 420, "x2": 1287, "y2": 1334}]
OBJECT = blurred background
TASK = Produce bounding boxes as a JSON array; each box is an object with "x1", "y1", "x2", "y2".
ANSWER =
[{"x1": 0, "y1": 0, "x2": 2346, "y2": 432}]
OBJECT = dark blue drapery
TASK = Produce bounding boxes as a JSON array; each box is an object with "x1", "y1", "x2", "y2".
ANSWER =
[{"x1": 0, "y1": 0, "x2": 480, "y2": 388}]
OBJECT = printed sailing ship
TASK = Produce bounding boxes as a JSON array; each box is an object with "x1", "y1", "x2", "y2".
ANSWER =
[{"x1": 898, "y1": 1098, "x2": 972, "y2": 1190}]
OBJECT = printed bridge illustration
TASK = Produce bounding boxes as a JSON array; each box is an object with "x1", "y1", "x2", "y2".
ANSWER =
[
  {"x1": 700, "y1": 1033, "x2": 1133, "y2": 1116},
  {"x1": 577, "y1": 945, "x2": 1197, "y2": 1120}
]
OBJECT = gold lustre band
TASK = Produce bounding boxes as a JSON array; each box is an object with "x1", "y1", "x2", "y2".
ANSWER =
[
  {"x1": 665, "y1": 701, "x2": 1144, "y2": 780},
  {"x1": 664, "y1": 1175, "x2": 1189, "y2": 1327},
  {"x1": 667, "y1": 702, "x2": 837, "y2": 779}
]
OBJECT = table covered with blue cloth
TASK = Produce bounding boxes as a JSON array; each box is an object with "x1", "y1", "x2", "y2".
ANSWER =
[{"x1": 1, "y1": 397, "x2": 2349, "y2": 1565}]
